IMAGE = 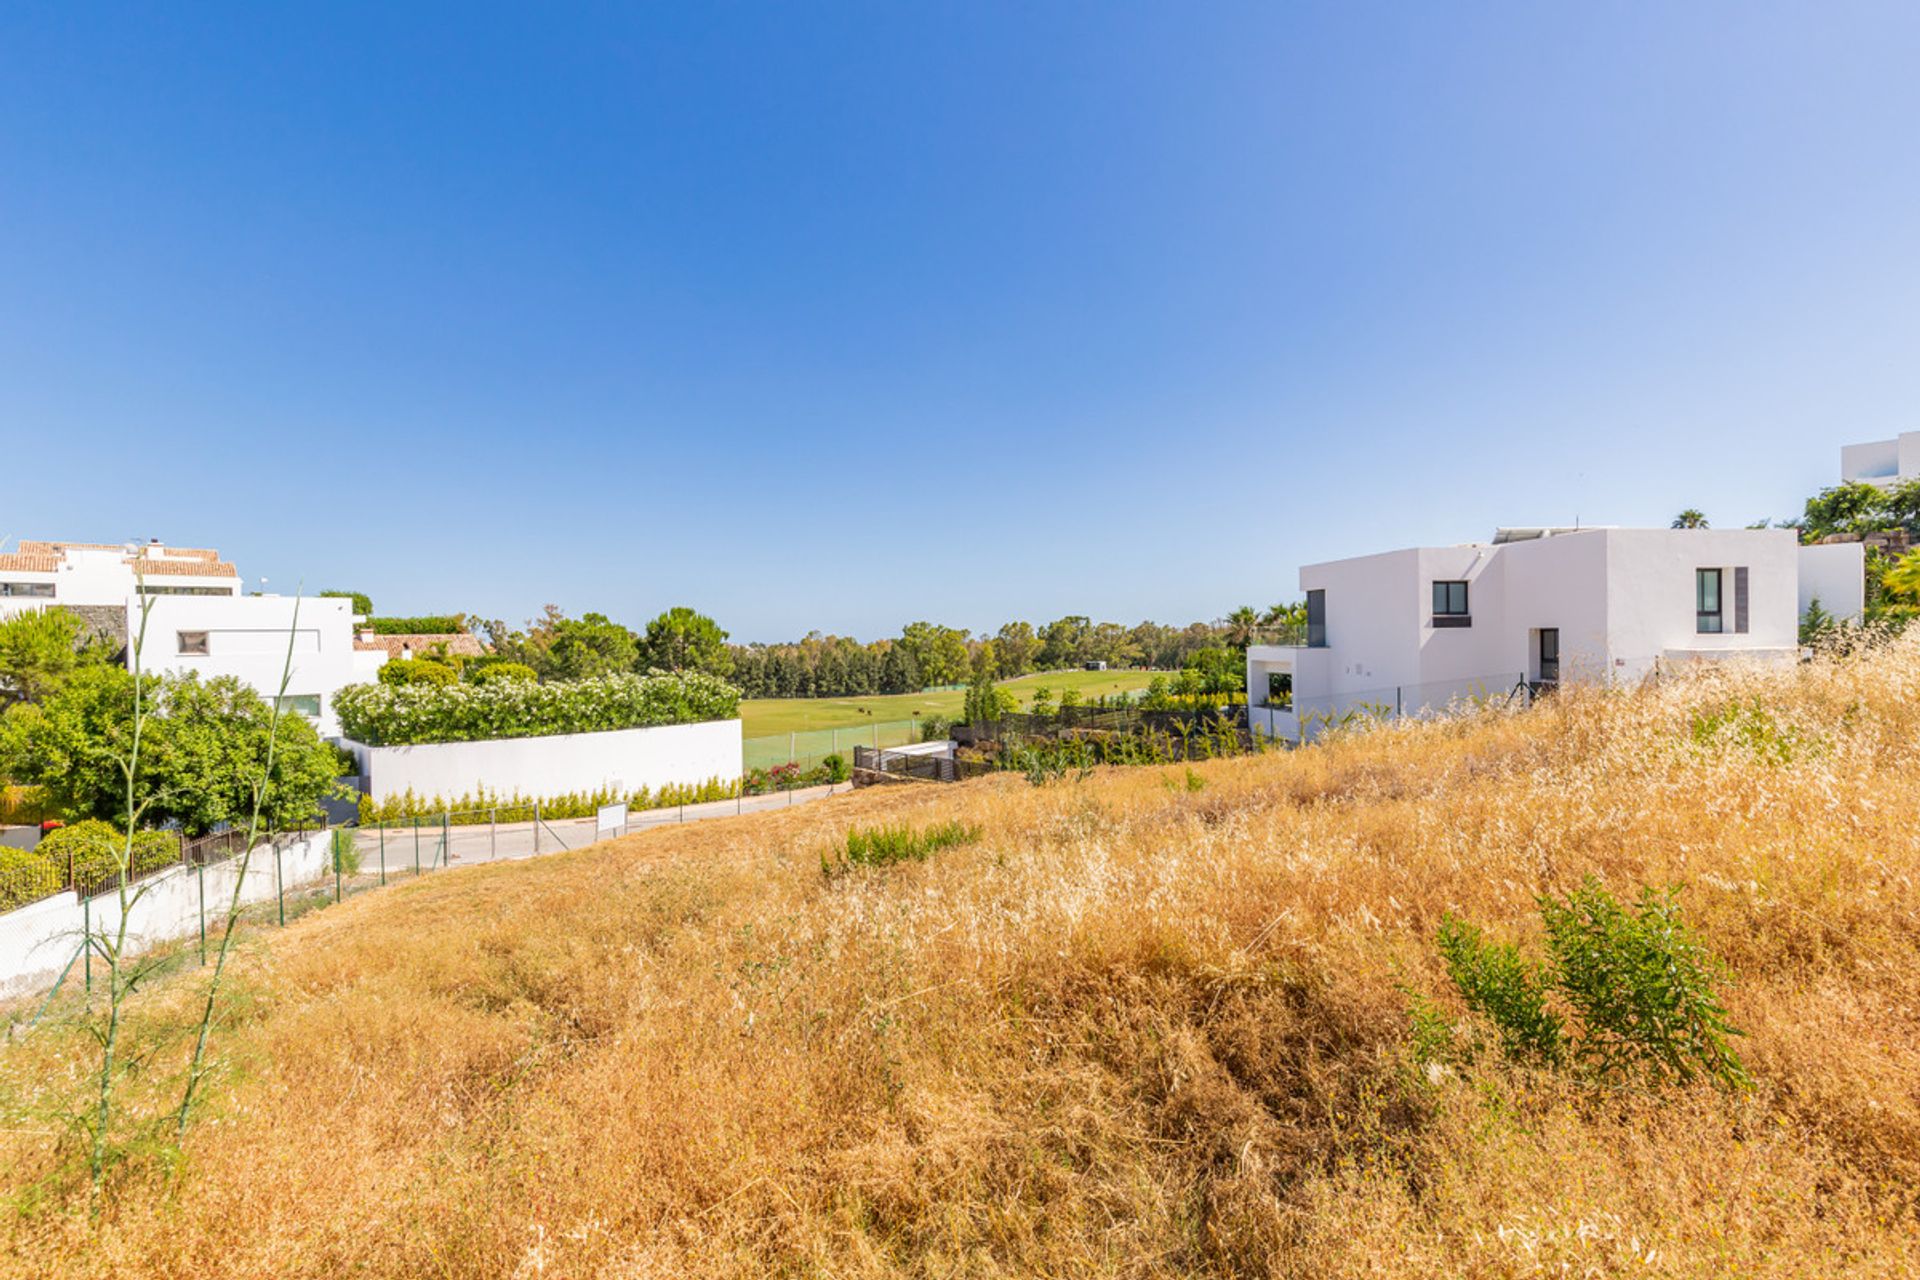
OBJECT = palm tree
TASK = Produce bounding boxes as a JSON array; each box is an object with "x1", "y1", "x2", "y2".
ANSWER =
[
  {"x1": 1672, "y1": 509, "x2": 1709, "y2": 529},
  {"x1": 1223, "y1": 606, "x2": 1260, "y2": 650}
]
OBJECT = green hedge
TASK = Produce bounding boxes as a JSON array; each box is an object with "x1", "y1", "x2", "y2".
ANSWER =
[
  {"x1": 364, "y1": 615, "x2": 467, "y2": 635},
  {"x1": 334, "y1": 672, "x2": 740, "y2": 747},
  {"x1": 35, "y1": 820, "x2": 183, "y2": 892},
  {"x1": 357, "y1": 777, "x2": 739, "y2": 825},
  {"x1": 0, "y1": 848, "x2": 59, "y2": 912}
]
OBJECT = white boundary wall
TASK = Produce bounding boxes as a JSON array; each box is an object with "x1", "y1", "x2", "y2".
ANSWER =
[
  {"x1": 0, "y1": 831, "x2": 332, "y2": 999},
  {"x1": 345, "y1": 718, "x2": 743, "y2": 804}
]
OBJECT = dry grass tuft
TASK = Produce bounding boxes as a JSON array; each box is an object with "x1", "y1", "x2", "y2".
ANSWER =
[{"x1": 5, "y1": 639, "x2": 1920, "y2": 1276}]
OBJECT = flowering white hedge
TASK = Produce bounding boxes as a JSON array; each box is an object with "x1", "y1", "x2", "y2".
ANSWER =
[{"x1": 334, "y1": 672, "x2": 740, "y2": 747}]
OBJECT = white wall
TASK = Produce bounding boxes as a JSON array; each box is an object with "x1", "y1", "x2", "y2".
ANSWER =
[
  {"x1": 1841, "y1": 431, "x2": 1919, "y2": 485},
  {"x1": 0, "y1": 831, "x2": 332, "y2": 998},
  {"x1": 348, "y1": 718, "x2": 744, "y2": 804},
  {"x1": 1601, "y1": 529, "x2": 1800, "y2": 680},
  {"x1": 139, "y1": 594, "x2": 365, "y2": 736},
  {"x1": 1798, "y1": 542, "x2": 1866, "y2": 621}
]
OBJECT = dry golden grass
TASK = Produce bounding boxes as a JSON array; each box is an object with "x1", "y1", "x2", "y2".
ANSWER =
[{"x1": 5, "y1": 639, "x2": 1920, "y2": 1277}]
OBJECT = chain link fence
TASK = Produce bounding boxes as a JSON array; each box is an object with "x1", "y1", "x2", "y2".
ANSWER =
[{"x1": 742, "y1": 719, "x2": 928, "y2": 771}]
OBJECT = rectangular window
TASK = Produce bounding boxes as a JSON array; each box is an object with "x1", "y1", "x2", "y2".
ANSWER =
[
  {"x1": 1538, "y1": 628, "x2": 1560, "y2": 683},
  {"x1": 1696, "y1": 569, "x2": 1723, "y2": 634},
  {"x1": 276, "y1": 694, "x2": 322, "y2": 718},
  {"x1": 1734, "y1": 566, "x2": 1749, "y2": 634},
  {"x1": 1431, "y1": 580, "x2": 1470, "y2": 626},
  {"x1": 177, "y1": 630, "x2": 210, "y2": 656},
  {"x1": 1305, "y1": 589, "x2": 1327, "y2": 648},
  {"x1": 0, "y1": 582, "x2": 55, "y2": 598},
  {"x1": 137, "y1": 585, "x2": 236, "y2": 596},
  {"x1": 1267, "y1": 672, "x2": 1293, "y2": 710}
]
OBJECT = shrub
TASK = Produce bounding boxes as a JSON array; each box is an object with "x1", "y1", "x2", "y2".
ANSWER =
[
  {"x1": 330, "y1": 827, "x2": 360, "y2": 876},
  {"x1": 0, "y1": 846, "x2": 59, "y2": 911},
  {"x1": 1418, "y1": 880, "x2": 1747, "y2": 1089},
  {"x1": 32, "y1": 821, "x2": 180, "y2": 893},
  {"x1": 1435, "y1": 915, "x2": 1565, "y2": 1066},
  {"x1": 1542, "y1": 880, "x2": 1749, "y2": 1088},
  {"x1": 821, "y1": 752, "x2": 850, "y2": 783},
  {"x1": 824, "y1": 820, "x2": 980, "y2": 876},
  {"x1": 318, "y1": 590, "x2": 373, "y2": 616},
  {"x1": 364, "y1": 615, "x2": 466, "y2": 635},
  {"x1": 334, "y1": 672, "x2": 740, "y2": 746},
  {"x1": 378, "y1": 658, "x2": 460, "y2": 688},
  {"x1": 356, "y1": 777, "x2": 740, "y2": 825},
  {"x1": 467, "y1": 661, "x2": 538, "y2": 686}
]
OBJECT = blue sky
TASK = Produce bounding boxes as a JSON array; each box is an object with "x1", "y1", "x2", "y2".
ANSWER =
[{"x1": 3, "y1": 4, "x2": 1917, "y2": 641}]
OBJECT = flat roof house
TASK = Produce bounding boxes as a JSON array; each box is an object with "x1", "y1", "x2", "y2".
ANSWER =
[
  {"x1": 1246, "y1": 526, "x2": 1864, "y2": 741},
  {"x1": 0, "y1": 539, "x2": 385, "y2": 737},
  {"x1": 1840, "y1": 431, "x2": 1920, "y2": 487}
]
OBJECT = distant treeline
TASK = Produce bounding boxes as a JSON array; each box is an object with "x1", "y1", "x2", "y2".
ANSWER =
[{"x1": 725, "y1": 611, "x2": 1299, "y2": 700}]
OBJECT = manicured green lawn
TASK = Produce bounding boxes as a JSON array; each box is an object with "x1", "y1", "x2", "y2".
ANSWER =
[{"x1": 739, "y1": 668, "x2": 1161, "y2": 738}]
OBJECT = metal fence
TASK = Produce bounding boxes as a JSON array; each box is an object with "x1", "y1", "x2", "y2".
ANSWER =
[{"x1": 743, "y1": 718, "x2": 927, "y2": 771}]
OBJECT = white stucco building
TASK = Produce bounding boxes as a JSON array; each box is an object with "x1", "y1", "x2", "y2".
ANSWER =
[
  {"x1": 1247, "y1": 526, "x2": 1864, "y2": 740},
  {"x1": 1840, "y1": 431, "x2": 1920, "y2": 487},
  {"x1": 0, "y1": 540, "x2": 384, "y2": 736}
]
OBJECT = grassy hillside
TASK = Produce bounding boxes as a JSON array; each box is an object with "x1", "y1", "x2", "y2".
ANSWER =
[
  {"x1": 740, "y1": 668, "x2": 1161, "y2": 736},
  {"x1": 6, "y1": 642, "x2": 1920, "y2": 1276}
]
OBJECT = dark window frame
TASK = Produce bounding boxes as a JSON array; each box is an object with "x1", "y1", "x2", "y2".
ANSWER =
[
  {"x1": 1697, "y1": 568, "x2": 1723, "y2": 634},
  {"x1": 1431, "y1": 579, "x2": 1471, "y2": 626},
  {"x1": 1538, "y1": 628, "x2": 1560, "y2": 683},
  {"x1": 177, "y1": 630, "x2": 210, "y2": 656},
  {"x1": 1305, "y1": 589, "x2": 1327, "y2": 648}
]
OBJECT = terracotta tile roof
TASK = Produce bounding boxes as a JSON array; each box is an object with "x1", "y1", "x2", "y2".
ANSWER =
[
  {"x1": 130, "y1": 557, "x2": 239, "y2": 578},
  {"x1": 353, "y1": 633, "x2": 487, "y2": 659},
  {"x1": 2, "y1": 541, "x2": 238, "y2": 578}
]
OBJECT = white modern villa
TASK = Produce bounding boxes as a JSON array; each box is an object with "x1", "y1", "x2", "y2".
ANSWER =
[
  {"x1": 1840, "y1": 430, "x2": 1920, "y2": 487},
  {"x1": 1246, "y1": 526, "x2": 1865, "y2": 740},
  {"x1": 0, "y1": 540, "x2": 384, "y2": 736}
]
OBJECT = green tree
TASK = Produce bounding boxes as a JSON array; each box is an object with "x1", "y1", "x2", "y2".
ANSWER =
[
  {"x1": 1796, "y1": 481, "x2": 1896, "y2": 541},
  {"x1": 0, "y1": 606, "x2": 110, "y2": 707},
  {"x1": 962, "y1": 648, "x2": 1015, "y2": 725},
  {"x1": 993, "y1": 621, "x2": 1039, "y2": 676},
  {"x1": 318, "y1": 589, "x2": 373, "y2": 615},
  {"x1": 1223, "y1": 605, "x2": 1261, "y2": 650},
  {"x1": 878, "y1": 643, "x2": 921, "y2": 694},
  {"x1": 898, "y1": 622, "x2": 971, "y2": 687},
  {"x1": 1671, "y1": 509, "x2": 1710, "y2": 529},
  {"x1": 543, "y1": 611, "x2": 640, "y2": 680},
  {"x1": 0, "y1": 667, "x2": 337, "y2": 835},
  {"x1": 1037, "y1": 616, "x2": 1091, "y2": 669},
  {"x1": 640, "y1": 607, "x2": 733, "y2": 676}
]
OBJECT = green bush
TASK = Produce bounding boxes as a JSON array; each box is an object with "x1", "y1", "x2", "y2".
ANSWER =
[
  {"x1": 467, "y1": 661, "x2": 538, "y2": 686},
  {"x1": 1435, "y1": 915, "x2": 1565, "y2": 1066},
  {"x1": 330, "y1": 827, "x2": 360, "y2": 876},
  {"x1": 1541, "y1": 880, "x2": 1749, "y2": 1088},
  {"x1": 1417, "y1": 880, "x2": 1747, "y2": 1089},
  {"x1": 377, "y1": 658, "x2": 460, "y2": 688},
  {"x1": 364, "y1": 615, "x2": 466, "y2": 635},
  {"x1": 823, "y1": 819, "x2": 979, "y2": 876},
  {"x1": 34, "y1": 819, "x2": 118, "y2": 886},
  {"x1": 334, "y1": 671, "x2": 741, "y2": 747},
  {"x1": 0, "y1": 846, "x2": 59, "y2": 911},
  {"x1": 33, "y1": 821, "x2": 181, "y2": 892},
  {"x1": 319, "y1": 590, "x2": 373, "y2": 615},
  {"x1": 356, "y1": 777, "x2": 740, "y2": 825},
  {"x1": 821, "y1": 752, "x2": 851, "y2": 783}
]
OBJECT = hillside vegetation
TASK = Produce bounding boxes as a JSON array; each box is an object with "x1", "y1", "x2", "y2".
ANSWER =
[{"x1": 5, "y1": 641, "x2": 1920, "y2": 1277}]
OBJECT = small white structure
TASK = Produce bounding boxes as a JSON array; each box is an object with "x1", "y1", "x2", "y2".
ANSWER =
[
  {"x1": 1247, "y1": 526, "x2": 1862, "y2": 740},
  {"x1": 344, "y1": 719, "x2": 744, "y2": 806},
  {"x1": 0, "y1": 539, "x2": 384, "y2": 737},
  {"x1": 1840, "y1": 431, "x2": 1920, "y2": 487}
]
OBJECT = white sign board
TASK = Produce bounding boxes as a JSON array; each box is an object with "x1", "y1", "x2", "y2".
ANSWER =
[{"x1": 596, "y1": 802, "x2": 628, "y2": 836}]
